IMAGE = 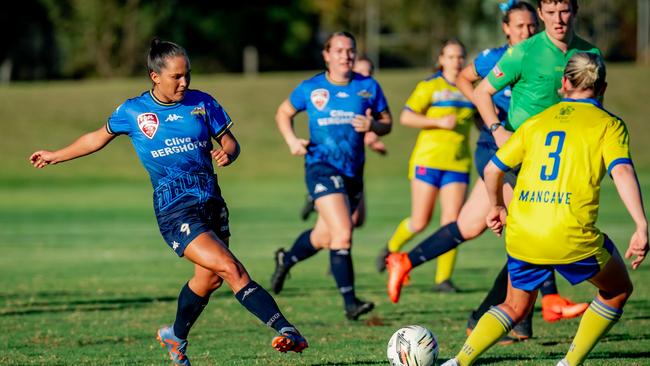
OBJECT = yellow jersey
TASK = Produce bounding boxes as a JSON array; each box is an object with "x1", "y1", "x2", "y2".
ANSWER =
[
  {"x1": 493, "y1": 99, "x2": 632, "y2": 264},
  {"x1": 405, "y1": 72, "x2": 475, "y2": 176}
]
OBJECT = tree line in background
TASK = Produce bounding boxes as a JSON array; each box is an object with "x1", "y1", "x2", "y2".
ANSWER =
[{"x1": 1, "y1": 0, "x2": 639, "y2": 81}]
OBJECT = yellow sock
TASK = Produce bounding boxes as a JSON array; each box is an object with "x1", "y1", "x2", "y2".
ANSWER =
[
  {"x1": 435, "y1": 248, "x2": 458, "y2": 284},
  {"x1": 387, "y1": 218, "x2": 416, "y2": 252},
  {"x1": 456, "y1": 307, "x2": 513, "y2": 365},
  {"x1": 563, "y1": 298, "x2": 622, "y2": 366}
]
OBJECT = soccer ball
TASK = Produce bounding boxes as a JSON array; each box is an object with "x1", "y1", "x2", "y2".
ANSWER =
[{"x1": 387, "y1": 325, "x2": 439, "y2": 366}]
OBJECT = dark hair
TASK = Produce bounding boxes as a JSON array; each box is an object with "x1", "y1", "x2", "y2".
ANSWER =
[
  {"x1": 503, "y1": 2, "x2": 537, "y2": 24},
  {"x1": 147, "y1": 38, "x2": 188, "y2": 74},
  {"x1": 537, "y1": 0, "x2": 578, "y2": 13},
  {"x1": 323, "y1": 31, "x2": 356, "y2": 52},
  {"x1": 435, "y1": 38, "x2": 466, "y2": 71}
]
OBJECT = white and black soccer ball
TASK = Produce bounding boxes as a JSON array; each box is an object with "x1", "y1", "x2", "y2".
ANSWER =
[{"x1": 387, "y1": 325, "x2": 439, "y2": 366}]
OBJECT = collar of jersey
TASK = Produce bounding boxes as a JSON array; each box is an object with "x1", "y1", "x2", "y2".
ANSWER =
[
  {"x1": 149, "y1": 90, "x2": 180, "y2": 107},
  {"x1": 561, "y1": 97, "x2": 601, "y2": 108},
  {"x1": 325, "y1": 72, "x2": 351, "y2": 86},
  {"x1": 542, "y1": 31, "x2": 578, "y2": 54}
]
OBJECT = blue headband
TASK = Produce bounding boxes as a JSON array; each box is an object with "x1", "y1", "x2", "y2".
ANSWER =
[{"x1": 499, "y1": 0, "x2": 518, "y2": 14}]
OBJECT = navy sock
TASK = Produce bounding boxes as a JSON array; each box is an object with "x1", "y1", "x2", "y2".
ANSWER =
[
  {"x1": 285, "y1": 229, "x2": 319, "y2": 268},
  {"x1": 235, "y1": 281, "x2": 292, "y2": 332},
  {"x1": 407, "y1": 222, "x2": 465, "y2": 268},
  {"x1": 330, "y1": 249, "x2": 356, "y2": 307},
  {"x1": 540, "y1": 272, "x2": 559, "y2": 296},
  {"x1": 173, "y1": 282, "x2": 210, "y2": 339}
]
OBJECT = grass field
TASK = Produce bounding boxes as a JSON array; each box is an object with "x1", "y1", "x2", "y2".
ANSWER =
[{"x1": 1, "y1": 66, "x2": 649, "y2": 365}]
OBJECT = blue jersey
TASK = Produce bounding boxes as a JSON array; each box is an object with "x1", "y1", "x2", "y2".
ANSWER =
[
  {"x1": 474, "y1": 44, "x2": 511, "y2": 121},
  {"x1": 106, "y1": 90, "x2": 233, "y2": 215},
  {"x1": 289, "y1": 72, "x2": 388, "y2": 177}
]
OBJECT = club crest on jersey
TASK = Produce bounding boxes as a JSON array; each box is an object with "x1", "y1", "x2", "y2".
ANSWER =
[
  {"x1": 191, "y1": 105, "x2": 206, "y2": 116},
  {"x1": 492, "y1": 65, "x2": 504, "y2": 78},
  {"x1": 137, "y1": 113, "x2": 159, "y2": 139},
  {"x1": 311, "y1": 89, "x2": 329, "y2": 111}
]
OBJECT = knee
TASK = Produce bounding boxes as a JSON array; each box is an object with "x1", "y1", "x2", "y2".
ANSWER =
[
  {"x1": 409, "y1": 219, "x2": 428, "y2": 233},
  {"x1": 458, "y1": 222, "x2": 483, "y2": 240},
  {"x1": 330, "y1": 230, "x2": 352, "y2": 248},
  {"x1": 206, "y1": 275, "x2": 224, "y2": 292}
]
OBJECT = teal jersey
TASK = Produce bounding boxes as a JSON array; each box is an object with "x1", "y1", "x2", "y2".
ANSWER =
[{"x1": 487, "y1": 32, "x2": 600, "y2": 131}]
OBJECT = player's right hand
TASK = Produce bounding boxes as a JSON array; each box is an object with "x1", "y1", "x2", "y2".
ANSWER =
[
  {"x1": 625, "y1": 227, "x2": 648, "y2": 270},
  {"x1": 29, "y1": 150, "x2": 56, "y2": 168},
  {"x1": 486, "y1": 205, "x2": 507, "y2": 236},
  {"x1": 437, "y1": 115, "x2": 457, "y2": 130},
  {"x1": 288, "y1": 138, "x2": 309, "y2": 156}
]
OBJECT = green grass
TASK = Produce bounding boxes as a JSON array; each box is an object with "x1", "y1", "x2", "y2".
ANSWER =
[{"x1": 1, "y1": 66, "x2": 649, "y2": 365}]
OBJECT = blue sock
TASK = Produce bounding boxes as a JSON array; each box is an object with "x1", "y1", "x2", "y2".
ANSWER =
[
  {"x1": 235, "y1": 281, "x2": 292, "y2": 332},
  {"x1": 330, "y1": 249, "x2": 356, "y2": 307},
  {"x1": 285, "y1": 229, "x2": 319, "y2": 268},
  {"x1": 540, "y1": 272, "x2": 559, "y2": 296},
  {"x1": 173, "y1": 282, "x2": 210, "y2": 339},
  {"x1": 408, "y1": 222, "x2": 465, "y2": 267}
]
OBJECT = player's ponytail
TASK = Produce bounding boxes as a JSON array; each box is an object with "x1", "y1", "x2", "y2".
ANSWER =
[
  {"x1": 147, "y1": 38, "x2": 189, "y2": 74},
  {"x1": 564, "y1": 52, "x2": 606, "y2": 92}
]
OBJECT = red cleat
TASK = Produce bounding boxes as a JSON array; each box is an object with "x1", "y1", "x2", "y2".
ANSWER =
[
  {"x1": 386, "y1": 252, "x2": 413, "y2": 303},
  {"x1": 272, "y1": 327, "x2": 308, "y2": 353},
  {"x1": 541, "y1": 294, "x2": 589, "y2": 322}
]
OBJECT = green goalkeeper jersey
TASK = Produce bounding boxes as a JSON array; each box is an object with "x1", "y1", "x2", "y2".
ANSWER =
[{"x1": 487, "y1": 31, "x2": 600, "y2": 131}]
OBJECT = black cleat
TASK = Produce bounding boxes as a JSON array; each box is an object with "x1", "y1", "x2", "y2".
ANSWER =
[
  {"x1": 345, "y1": 299, "x2": 375, "y2": 320},
  {"x1": 375, "y1": 247, "x2": 389, "y2": 273},
  {"x1": 432, "y1": 279, "x2": 460, "y2": 293},
  {"x1": 300, "y1": 195, "x2": 315, "y2": 221},
  {"x1": 270, "y1": 248, "x2": 291, "y2": 294}
]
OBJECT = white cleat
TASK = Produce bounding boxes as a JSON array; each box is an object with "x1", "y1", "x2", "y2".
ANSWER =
[
  {"x1": 555, "y1": 359, "x2": 570, "y2": 366},
  {"x1": 440, "y1": 358, "x2": 460, "y2": 366}
]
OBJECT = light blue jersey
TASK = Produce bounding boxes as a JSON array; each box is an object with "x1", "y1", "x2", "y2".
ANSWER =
[
  {"x1": 289, "y1": 72, "x2": 388, "y2": 178},
  {"x1": 107, "y1": 90, "x2": 232, "y2": 215}
]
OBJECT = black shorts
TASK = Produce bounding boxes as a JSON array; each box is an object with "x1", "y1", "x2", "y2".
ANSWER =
[
  {"x1": 156, "y1": 198, "x2": 230, "y2": 257},
  {"x1": 305, "y1": 163, "x2": 363, "y2": 213},
  {"x1": 475, "y1": 128, "x2": 518, "y2": 187}
]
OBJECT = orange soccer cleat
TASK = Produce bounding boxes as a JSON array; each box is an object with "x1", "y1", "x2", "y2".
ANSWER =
[
  {"x1": 272, "y1": 327, "x2": 309, "y2": 353},
  {"x1": 386, "y1": 252, "x2": 413, "y2": 303},
  {"x1": 541, "y1": 294, "x2": 589, "y2": 322}
]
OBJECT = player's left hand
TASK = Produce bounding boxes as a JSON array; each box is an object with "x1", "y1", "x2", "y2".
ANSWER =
[
  {"x1": 486, "y1": 205, "x2": 507, "y2": 236},
  {"x1": 211, "y1": 149, "x2": 231, "y2": 167},
  {"x1": 364, "y1": 132, "x2": 387, "y2": 155},
  {"x1": 352, "y1": 108, "x2": 374, "y2": 132},
  {"x1": 625, "y1": 227, "x2": 648, "y2": 270}
]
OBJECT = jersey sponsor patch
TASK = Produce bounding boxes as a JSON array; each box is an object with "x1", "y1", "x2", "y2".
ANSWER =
[
  {"x1": 311, "y1": 88, "x2": 329, "y2": 111},
  {"x1": 137, "y1": 112, "x2": 160, "y2": 139},
  {"x1": 492, "y1": 65, "x2": 504, "y2": 78}
]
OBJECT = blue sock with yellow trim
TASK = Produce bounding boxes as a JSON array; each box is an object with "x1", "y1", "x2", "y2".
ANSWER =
[
  {"x1": 562, "y1": 298, "x2": 623, "y2": 366},
  {"x1": 456, "y1": 306, "x2": 513, "y2": 365}
]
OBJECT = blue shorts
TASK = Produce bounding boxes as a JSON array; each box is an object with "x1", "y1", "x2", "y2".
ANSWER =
[
  {"x1": 508, "y1": 235, "x2": 616, "y2": 291},
  {"x1": 413, "y1": 165, "x2": 469, "y2": 188},
  {"x1": 474, "y1": 128, "x2": 518, "y2": 186},
  {"x1": 156, "y1": 198, "x2": 230, "y2": 257},
  {"x1": 305, "y1": 163, "x2": 363, "y2": 212}
]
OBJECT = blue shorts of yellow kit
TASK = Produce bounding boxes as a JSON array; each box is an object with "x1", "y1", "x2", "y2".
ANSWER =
[
  {"x1": 305, "y1": 163, "x2": 363, "y2": 213},
  {"x1": 507, "y1": 235, "x2": 616, "y2": 291},
  {"x1": 474, "y1": 127, "x2": 518, "y2": 186},
  {"x1": 414, "y1": 165, "x2": 469, "y2": 188},
  {"x1": 156, "y1": 198, "x2": 230, "y2": 257}
]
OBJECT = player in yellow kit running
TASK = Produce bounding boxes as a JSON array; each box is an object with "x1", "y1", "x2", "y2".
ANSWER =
[
  {"x1": 382, "y1": 39, "x2": 475, "y2": 293},
  {"x1": 441, "y1": 52, "x2": 648, "y2": 366}
]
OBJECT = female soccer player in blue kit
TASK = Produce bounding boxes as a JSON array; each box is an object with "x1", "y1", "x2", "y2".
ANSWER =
[
  {"x1": 441, "y1": 51, "x2": 648, "y2": 366},
  {"x1": 29, "y1": 39, "x2": 307, "y2": 365},
  {"x1": 270, "y1": 32, "x2": 392, "y2": 320}
]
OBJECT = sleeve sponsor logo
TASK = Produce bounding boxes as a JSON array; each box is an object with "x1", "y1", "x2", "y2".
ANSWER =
[
  {"x1": 357, "y1": 89, "x2": 372, "y2": 98},
  {"x1": 137, "y1": 112, "x2": 159, "y2": 139},
  {"x1": 191, "y1": 105, "x2": 206, "y2": 116},
  {"x1": 311, "y1": 88, "x2": 329, "y2": 111},
  {"x1": 492, "y1": 65, "x2": 504, "y2": 78}
]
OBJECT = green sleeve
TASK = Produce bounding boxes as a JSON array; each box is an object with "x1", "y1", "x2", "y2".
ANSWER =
[{"x1": 487, "y1": 43, "x2": 526, "y2": 92}]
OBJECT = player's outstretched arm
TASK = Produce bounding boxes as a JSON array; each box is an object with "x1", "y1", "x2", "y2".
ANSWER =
[
  {"x1": 212, "y1": 130, "x2": 240, "y2": 167},
  {"x1": 611, "y1": 163, "x2": 649, "y2": 269},
  {"x1": 275, "y1": 99, "x2": 308, "y2": 156},
  {"x1": 29, "y1": 126, "x2": 116, "y2": 168},
  {"x1": 483, "y1": 161, "x2": 508, "y2": 236},
  {"x1": 474, "y1": 79, "x2": 511, "y2": 147}
]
